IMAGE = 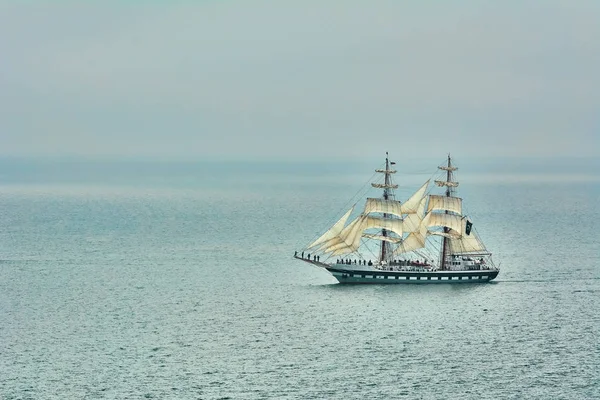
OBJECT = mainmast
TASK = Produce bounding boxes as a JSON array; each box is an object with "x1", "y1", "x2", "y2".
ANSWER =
[
  {"x1": 438, "y1": 154, "x2": 457, "y2": 269},
  {"x1": 372, "y1": 152, "x2": 398, "y2": 263}
]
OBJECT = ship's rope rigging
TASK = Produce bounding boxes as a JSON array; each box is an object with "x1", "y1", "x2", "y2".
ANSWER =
[
  {"x1": 303, "y1": 165, "x2": 382, "y2": 250},
  {"x1": 317, "y1": 169, "x2": 436, "y2": 259},
  {"x1": 302, "y1": 155, "x2": 492, "y2": 266},
  {"x1": 305, "y1": 160, "x2": 440, "y2": 255}
]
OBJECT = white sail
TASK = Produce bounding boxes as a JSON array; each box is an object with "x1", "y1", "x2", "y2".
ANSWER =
[
  {"x1": 345, "y1": 217, "x2": 370, "y2": 251},
  {"x1": 402, "y1": 197, "x2": 427, "y2": 233},
  {"x1": 426, "y1": 212, "x2": 463, "y2": 233},
  {"x1": 307, "y1": 207, "x2": 354, "y2": 249},
  {"x1": 375, "y1": 169, "x2": 397, "y2": 174},
  {"x1": 403, "y1": 214, "x2": 421, "y2": 233},
  {"x1": 331, "y1": 246, "x2": 356, "y2": 256},
  {"x1": 363, "y1": 215, "x2": 404, "y2": 237},
  {"x1": 400, "y1": 180, "x2": 430, "y2": 214},
  {"x1": 448, "y1": 220, "x2": 487, "y2": 254},
  {"x1": 322, "y1": 182, "x2": 430, "y2": 255},
  {"x1": 320, "y1": 216, "x2": 365, "y2": 253},
  {"x1": 435, "y1": 180, "x2": 459, "y2": 188},
  {"x1": 394, "y1": 232, "x2": 426, "y2": 254},
  {"x1": 427, "y1": 195, "x2": 462, "y2": 215},
  {"x1": 364, "y1": 198, "x2": 404, "y2": 218},
  {"x1": 392, "y1": 212, "x2": 430, "y2": 255},
  {"x1": 448, "y1": 233, "x2": 486, "y2": 254},
  {"x1": 364, "y1": 180, "x2": 429, "y2": 218},
  {"x1": 322, "y1": 213, "x2": 405, "y2": 254}
]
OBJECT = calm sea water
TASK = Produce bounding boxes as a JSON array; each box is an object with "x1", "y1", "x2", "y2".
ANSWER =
[{"x1": 1, "y1": 157, "x2": 599, "y2": 399}]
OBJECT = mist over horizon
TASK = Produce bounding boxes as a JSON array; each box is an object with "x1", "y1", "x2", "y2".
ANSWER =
[
  {"x1": 0, "y1": 155, "x2": 598, "y2": 190},
  {"x1": 1, "y1": 1, "x2": 599, "y2": 160}
]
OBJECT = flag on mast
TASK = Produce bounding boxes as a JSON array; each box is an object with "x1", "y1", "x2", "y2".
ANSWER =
[{"x1": 465, "y1": 220, "x2": 473, "y2": 235}]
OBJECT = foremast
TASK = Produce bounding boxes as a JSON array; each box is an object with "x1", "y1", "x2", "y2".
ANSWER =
[
  {"x1": 372, "y1": 152, "x2": 398, "y2": 263},
  {"x1": 437, "y1": 154, "x2": 458, "y2": 270}
]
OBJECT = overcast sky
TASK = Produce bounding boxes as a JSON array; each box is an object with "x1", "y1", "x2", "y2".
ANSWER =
[{"x1": 1, "y1": 1, "x2": 598, "y2": 160}]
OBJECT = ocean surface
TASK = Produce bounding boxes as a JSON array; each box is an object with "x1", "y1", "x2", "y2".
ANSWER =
[{"x1": 1, "y1": 157, "x2": 599, "y2": 399}]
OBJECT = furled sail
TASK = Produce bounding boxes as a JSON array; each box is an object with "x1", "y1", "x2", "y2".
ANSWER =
[
  {"x1": 427, "y1": 195, "x2": 462, "y2": 215},
  {"x1": 435, "y1": 180, "x2": 459, "y2": 188},
  {"x1": 307, "y1": 207, "x2": 354, "y2": 248},
  {"x1": 438, "y1": 166, "x2": 458, "y2": 171},
  {"x1": 371, "y1": 183, "x2": 399, "y2": 189},
  {"x1": 428, "y1": 230, "x2": 461, "y2": 239},
  {"x1": 375, "y1": 169, "x2": 397, "y2": 174},
  {"x1": 362, "y1": 233, "x2": 403, "y2": 243}
]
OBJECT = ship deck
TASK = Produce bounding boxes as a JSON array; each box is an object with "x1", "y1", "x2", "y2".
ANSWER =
[{"x1": 294, "y1": 256, "x2": 499, "y2": 283}]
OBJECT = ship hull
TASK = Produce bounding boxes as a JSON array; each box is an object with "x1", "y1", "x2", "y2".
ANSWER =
[{"x1": 325, "y1": 267, "x2": 499, "y2": 284}]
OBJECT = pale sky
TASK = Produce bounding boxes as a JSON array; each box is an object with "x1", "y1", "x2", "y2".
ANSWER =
[{"x1": 1, "y1": 1, "x2": 599, "y2": 160}]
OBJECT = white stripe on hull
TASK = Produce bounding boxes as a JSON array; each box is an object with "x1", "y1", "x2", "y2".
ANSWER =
[{"x1": 328, "y1": 269, "x2": 497, "y2": 284}]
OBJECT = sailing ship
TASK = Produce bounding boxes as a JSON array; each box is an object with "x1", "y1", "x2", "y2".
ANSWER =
[{"x1": 294, "y1": 153, "x2": 499, "y2": 283}]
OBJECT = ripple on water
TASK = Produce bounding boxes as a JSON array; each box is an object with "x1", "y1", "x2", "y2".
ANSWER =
[{"x1": 1, "y1": 181, "x2": 599, "y2": 399}]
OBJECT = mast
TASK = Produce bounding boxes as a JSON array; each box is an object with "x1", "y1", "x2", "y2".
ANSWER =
[
  {"x1": 380, "y1": 153, "x2": 390, "y2": 262},
  {"x1": 372, "y1": 152, "x2": 398, "y2": 264},
  {"x1": 440, "y1": 154, "x2": 454, "y2": 269}
]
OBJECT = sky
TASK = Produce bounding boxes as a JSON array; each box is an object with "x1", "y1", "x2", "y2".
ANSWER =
[{"x1": 1, "y1": 1, "x2": 599, "y2": 161}]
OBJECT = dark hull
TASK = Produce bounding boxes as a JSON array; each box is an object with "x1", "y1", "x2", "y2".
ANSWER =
[{"x1": 325, "y1": 267, "x2": 499, "y2": 284}]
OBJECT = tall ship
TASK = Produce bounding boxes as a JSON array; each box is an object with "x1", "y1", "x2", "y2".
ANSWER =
[{"x1": 295, "y1": 153, "x2": 499, "y2": 283}]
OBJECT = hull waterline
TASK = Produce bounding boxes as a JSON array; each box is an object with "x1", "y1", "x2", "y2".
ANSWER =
[
  {"x1": 326, "y1": 266, "x2": 499, "y2": 284},
  {"x1": 294, "y1": 257, "x2": 499, "y2": 284}
]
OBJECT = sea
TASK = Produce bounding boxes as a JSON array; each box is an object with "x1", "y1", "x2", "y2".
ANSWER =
[{"x1": 1, "y1": 156, "x2": 599, "y2": 399}]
